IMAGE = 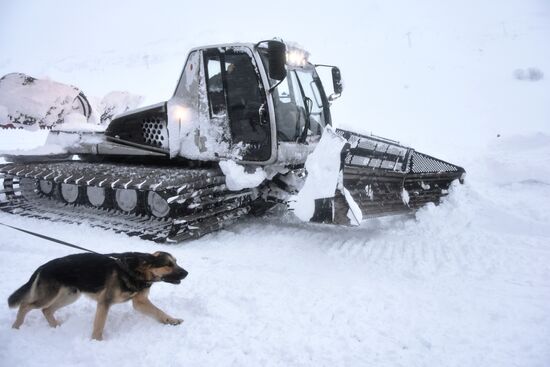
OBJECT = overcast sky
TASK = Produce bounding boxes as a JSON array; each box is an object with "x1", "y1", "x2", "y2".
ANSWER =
[{"x1": 1, "y1": 0, "x2": 549, "y2": 152}]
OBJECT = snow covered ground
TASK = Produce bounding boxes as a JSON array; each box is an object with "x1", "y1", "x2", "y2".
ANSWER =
[
  {"x1": 0, "y1": 130, "x2": 549, "y2": 366},
  {"x1": 1, "y1": 0, "x2": 550, "y2": 366}
]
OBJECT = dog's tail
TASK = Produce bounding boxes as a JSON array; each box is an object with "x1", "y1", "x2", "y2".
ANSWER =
[{"x1": 8, "y1": 272, "x2": 39, "y2": 308}]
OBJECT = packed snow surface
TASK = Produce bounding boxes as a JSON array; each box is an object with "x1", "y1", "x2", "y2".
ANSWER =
[
  {"x1": 0, "y1": 143, "x2": 67, "y2": 156},
  {"x1": 1, "y1": 129, "x2": 549, "y2": 367},
  {"x1": 52, "y1": 113, "x2": 105, "y2": 132},
  {"x1": 0, "y1": 129, "x2": 57, "y2": 158}
]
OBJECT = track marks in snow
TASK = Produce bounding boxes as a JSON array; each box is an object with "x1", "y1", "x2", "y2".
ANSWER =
[
  {"x1": 1, "y1": 180, "x2": 550, "y2": 367},
  {"x1": 224, "y1": 182, "x2": 550, "y2": 287}
]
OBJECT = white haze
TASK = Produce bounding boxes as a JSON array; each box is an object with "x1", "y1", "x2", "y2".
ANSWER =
[{"x1": 1, "y1": 0, "x2": 549, "y2": 155}]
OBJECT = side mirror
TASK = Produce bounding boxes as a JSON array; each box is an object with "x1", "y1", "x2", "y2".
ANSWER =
[
  {"x1": 267, "y1": 41, "x2": 287, "y2": 80},
  {"x1": 331, "y1": 67, "x2": 343, "y2": 95}
]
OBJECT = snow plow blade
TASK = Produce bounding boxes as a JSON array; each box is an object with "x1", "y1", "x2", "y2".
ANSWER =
[{"x1": 335, "y1": 129, "x2": 465, "y2": 221}]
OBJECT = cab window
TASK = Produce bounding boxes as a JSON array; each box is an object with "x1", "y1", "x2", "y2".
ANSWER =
[
  {"x1": 204, "y1": 48, "x2": 271, "y2": 161},
  {"x1": 205, "y1": 54, "x2": 226, "y2": 116}
]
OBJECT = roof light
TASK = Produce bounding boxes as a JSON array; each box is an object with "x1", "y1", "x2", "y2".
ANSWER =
[{"x1": 286, "y1": 45, "x2": 310, "y2": 67}]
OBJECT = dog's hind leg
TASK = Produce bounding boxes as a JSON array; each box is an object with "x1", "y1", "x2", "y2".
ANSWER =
[
  {"x1": 12, "y1": 299, "x2": 55, "y2": 329},
  {"x1": 11, "y1": 274, "x2": 56, "y2": 329},
  {"x1": 42, "y1": 287, "x2": 81, "y2": 328},
  {"x1": 12, "y1": 303, "x2": 34, "y2": 329}
]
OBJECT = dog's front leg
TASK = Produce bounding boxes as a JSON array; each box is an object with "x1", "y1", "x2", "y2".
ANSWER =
[
  {"x1": 91, "y1": 301, "x2": 111, "y2": 340},
  {"x1": 132, "y1": 289, "x2": 183, "y2": 325}
]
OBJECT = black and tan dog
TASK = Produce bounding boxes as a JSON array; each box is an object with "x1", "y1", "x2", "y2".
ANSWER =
[{"x1": 7, "y1": 251, "x2": 188, "y2": 340}]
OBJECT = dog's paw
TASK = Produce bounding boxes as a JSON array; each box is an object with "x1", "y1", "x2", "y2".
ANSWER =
[
  {"x1": 164, "y1": 317, "x2": 183, "y2": 325},
  {"x1": 50, "y1": 321, "x2": 61, "y2": 328},
  {"x1": 91, "y1": 333, "x2": 103, "y2": 341}
]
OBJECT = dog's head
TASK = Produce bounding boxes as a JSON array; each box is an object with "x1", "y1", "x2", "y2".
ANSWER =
[{"x1": 139, "y1": 251, "x2": 188, "y2": 284}]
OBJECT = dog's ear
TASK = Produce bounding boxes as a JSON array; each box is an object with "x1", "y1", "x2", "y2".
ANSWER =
[
  {"x1": 147, "y1": 252, "x2": 170, "y2": 267},
  {"x1": 124, "y1": 253, "x2": 153, "y2": 269},
  {"x1": 139, "y1": 258, "x2": 150, "y2": 266}
]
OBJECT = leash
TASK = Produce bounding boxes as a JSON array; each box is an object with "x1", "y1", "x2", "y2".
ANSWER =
[
  {"x1": 0, "y1": 222, "x2": 106, "y2": 255},
  {"x1": 0, "y1": 222, "x2": 149, "y2": 286}
]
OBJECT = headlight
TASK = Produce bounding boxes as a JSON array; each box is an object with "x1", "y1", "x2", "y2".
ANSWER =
[{"x1": 173, "y1": 105, "x2": 190, "y2": 123}]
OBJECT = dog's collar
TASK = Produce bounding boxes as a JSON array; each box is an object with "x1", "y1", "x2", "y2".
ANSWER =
[{"x1": 110, "y1": 257, "x2": 153, "y2": 291}]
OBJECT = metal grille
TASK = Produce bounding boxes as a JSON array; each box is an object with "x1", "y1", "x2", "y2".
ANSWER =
[
  {"x1": 338, "y1": 129, "x2": 409, "y2": 172},
  {"x1": 409, "y1": 151, "x2": 459, "y2": 173},
  {"x1": 141, "y1": 118, "x2": 168, "y2": 149}
]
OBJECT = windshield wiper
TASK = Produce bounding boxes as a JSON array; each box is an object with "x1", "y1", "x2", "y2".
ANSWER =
[{"x1": 298, "y1": 97, "x2": 313, "y2": 143}]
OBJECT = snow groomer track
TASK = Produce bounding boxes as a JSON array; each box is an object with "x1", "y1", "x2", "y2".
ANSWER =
[{"x1": 0, "y1": 162, "x2": 254, "y2": 242}]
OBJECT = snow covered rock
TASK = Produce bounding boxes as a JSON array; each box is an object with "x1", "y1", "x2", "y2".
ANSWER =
[
  {"x1": 0, "y1": 104, "x2": 8, "y2": 125},
  {"x1": 0, "y1": 73, "x2": 91, "y2": 128},
  {"x1": 0, "y1": 73, "x2": 144, "y2": 130},
  {"x1": 99, "y1": 91, "x2": 144, "y2": 125}
]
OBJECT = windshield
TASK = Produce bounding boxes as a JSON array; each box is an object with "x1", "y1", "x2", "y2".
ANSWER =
[
  {"x1": 259, "y1": 49, "x2": 330, "y2": 142},
  {"x1": 273, "y1": 68, "x2": 329, "y2": 141}
]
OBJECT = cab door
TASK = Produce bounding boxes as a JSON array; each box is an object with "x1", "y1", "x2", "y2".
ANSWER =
[{"x1": 203, "y1": 47, "x2": 271, "y2": 162}]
